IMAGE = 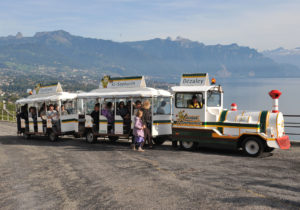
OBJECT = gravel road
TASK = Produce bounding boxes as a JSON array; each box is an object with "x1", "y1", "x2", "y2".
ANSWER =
[{"x1": 0, "y1": 122, "x2": 299, "y2": 209}]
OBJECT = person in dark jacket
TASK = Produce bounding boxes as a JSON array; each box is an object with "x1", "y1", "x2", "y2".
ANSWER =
[
  {"x1": 141, "y1": 100, "x2": 153, "y2": 148},
  {"x1": 91, "y1": 103, "x2": 100, "y2": 132}
]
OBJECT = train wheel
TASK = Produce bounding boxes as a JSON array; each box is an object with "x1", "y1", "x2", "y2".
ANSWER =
[
  {"x1": 49, "y1": 131, "x2": 58, "y2": 142},
  {"x1": 242, "y1": 137, "x2": 264, "y2": 157},
  {"x1": 23, "y1": 133, "x2": 31, "y2": 140},
  {"x1": 153, "y1": 137, "x2": 166, "y2": 145},
  {"x1": 86, "y1": 131, "x2": 96, "y2": 143},
  {"x1": 108, "y1": 136, "x2": 119, "y2": 142},
  {"x1": 180, "y1": 141, "x2": 198, "y2": 150}
]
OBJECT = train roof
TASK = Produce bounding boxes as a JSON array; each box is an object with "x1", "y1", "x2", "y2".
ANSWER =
[
  {"x1": 16, "y1": 92, "x2": 77, "y2": 104},
  {"x1": 77, "y1": 87, "x2": 171, "y2": 99}
]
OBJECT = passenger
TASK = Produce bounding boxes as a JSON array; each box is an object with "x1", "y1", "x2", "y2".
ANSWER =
[
  {"x1": 28, "y1": 107, "x2": 37, "y2": 119},
  {"x1": 126, "y1": 101, "x2": 132, "y2": 114},
  {"x1": 133, "y1": 100, "x2": 142, "y2": 116},
  {"x1": 117, "y1": 101, "x2": 129, "y2": 117},
  {"x1": 47, "y1": 104, "x2": 58, "y2": 121},
  {"x1": 188, "y1": 95, "x2": 202, "y2": 109},
  {"x1": 47, "y1": 104, "x2": 59, "y2": 133},
  {"x1": 117, "y1": 101, "x2": 131, "y2": 134},
  {"x1": 29, "y1": 107, "x2": 38, "y2": 132},
  {"x1": 39, "y1": 103, "x2": 47, "y2": 119},
  {"x1": 156, "y1": 101, "x2": 166, "y2": 114},
  {"x1": 133, "y1": 109, "x2": 146, "y2": 152},
  {"x1": 61, "y1": 105, "x2": 68, "y2": 116},
  {"x1": 20, "y1": 104, "x2": 28, "y2": 120},
  {"x1": 91, "y1": 103, "x2": 100, "y2": 132},
  {"x1": 141, "y1": 100, "x2": 153, "y2": 148},
  {"x1": 21, "y1": 104, "x2": 29, "y2": 132},
  {"x1": 101, "y1": 102, "x2": 114, "y2": 133}
]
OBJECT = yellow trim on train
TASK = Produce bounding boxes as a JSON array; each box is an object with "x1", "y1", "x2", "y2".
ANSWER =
[
  {"x1": 153, "y1": 122, "x2": 172, "y2": 125},
  {"x1": 182, "y1": 75, "x2": 206, "y2": 78},
  {"x1": 61, "y1": 120, "x2": 77, "y2": 124}
]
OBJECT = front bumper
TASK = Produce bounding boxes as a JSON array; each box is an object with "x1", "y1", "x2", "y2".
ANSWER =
[{"x1": 276, "y1": 135, "x2": 290, "y2": 149}]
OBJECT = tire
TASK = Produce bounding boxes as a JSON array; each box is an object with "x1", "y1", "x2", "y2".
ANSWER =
[
  {"x1": 172, "y1": 140, "x2": 178, "y2": 148},
  {"x1": 153, "y1": 137, "x2": 166, "y2": 145},
  {"x1": 264, "y1": 146, "x2": 275, "y2": 153},
  {"x1": 23, "y1": 133, "x2": 31, "y2": 140},
  {"x1": 49, "y1": 131, "x2": 58, "y2": 142},
  {"x1": 86, "y1": 131, "x2": 96, "y2": 143},
  {"x1": 108, "y1": 136, "x2": 119, "y2": 142},
  {"x1": 180, "y1": 141, "x2": 198, "y2": 150},
  {"x1": 242, "y1": 137, "x2": 264, "y2": 157}
]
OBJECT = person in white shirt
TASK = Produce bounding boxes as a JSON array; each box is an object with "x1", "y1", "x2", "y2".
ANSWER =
[{"x1": 47, "y1": 104, "x2": 58, "y2": 120}]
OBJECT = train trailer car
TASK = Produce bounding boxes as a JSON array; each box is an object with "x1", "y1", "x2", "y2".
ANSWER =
[
  {"x1": 76, "y1": 76, "x2": 173, "y2": 144},
  {"x1": 16, "y1": 83, "x2": 78, "y2": 141},
  {"x1": 171, "y1": 73, "x2": 290, "y2": 157}
]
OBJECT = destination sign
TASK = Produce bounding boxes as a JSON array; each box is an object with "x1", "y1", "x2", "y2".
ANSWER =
[
  {"x1": 36, "y1": 83, "x2": 63, "y2": 94},
  {"x1": 100, "y1": 76, "x2": 146, "y2": 88},
  {"x1": 180, "y1": 73, "x2": 210, "y2": 86}
]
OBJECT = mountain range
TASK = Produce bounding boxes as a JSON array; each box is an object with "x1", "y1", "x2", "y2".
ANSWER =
[
  {"x1": 0, "y1": 30, "x2": 299, "y2": 98},
  {"x1": 262, "y1": 47, "x2": 300, "y2": 68}
]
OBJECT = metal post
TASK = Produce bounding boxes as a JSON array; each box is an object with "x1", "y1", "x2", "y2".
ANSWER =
[{"x1": 1, "y1": 109, "x2": 3, "y2": 121}]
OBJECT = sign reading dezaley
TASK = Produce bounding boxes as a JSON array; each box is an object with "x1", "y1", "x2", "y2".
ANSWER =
[{"x1": 180, "y1": 73, "x2": 210, "y2": 86}]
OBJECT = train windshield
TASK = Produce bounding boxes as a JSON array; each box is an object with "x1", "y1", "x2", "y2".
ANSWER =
[{"x1": 207, "y1": 91, "x2": 221, "y2": 107}]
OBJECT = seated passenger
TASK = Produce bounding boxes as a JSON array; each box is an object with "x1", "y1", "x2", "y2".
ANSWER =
[
  {"x1": 101, "y1": 102, "x2": 114, "y2": 124},
  {"x1": 61, "y1": 105, "x2": 68, "y2": 116},
  {"x1": 91, "y1": 103, "x2": 100, "y2": 125},
  {"x1": 39, "y1": 104, "x2": 47, "y2": 119},
  {"x1": 47, "y1": 104, "x2": 59, "y2": 121},
  {"x1": 126, "y1": 101, "x2": 131, "y2": 114},
  {"x1": 117, "y1": 101, "x2": 131, "y2": 134},
  {"x1": 28, "y1": 107, "x2": 37, "y2": 119},
  {"x1": 101, "y1": 102, "x2": 114, "y2": 133},
  {"x1": 20, "y1": 105, "x2": 28, "y2": 120},
  {"x1": 188, "y1": 95, "x2": 202, "y2": 109},
  {"x1": 117, "y1": 101, "x2": 129, "y2": 117},
  {"x1": 156, "y1": 101, "x2": 166, "y2": 114}
]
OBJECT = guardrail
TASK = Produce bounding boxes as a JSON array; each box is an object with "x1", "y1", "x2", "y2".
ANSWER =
[
  {"x1": 284, "y1": 115, "x2": 300, "y2": 136},
  {"x1": 0, "y1": 102, "x2": 16, "y2": 122}
]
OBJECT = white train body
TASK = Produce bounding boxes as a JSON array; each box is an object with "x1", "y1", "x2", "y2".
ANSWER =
[{"x1": 171, "y1": 73, "x2": 290, "y2": 156}]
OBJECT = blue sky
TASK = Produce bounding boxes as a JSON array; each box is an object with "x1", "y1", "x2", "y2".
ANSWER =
[{"x1": 0, "y1": 0, "x2": 299, "y2": 50}]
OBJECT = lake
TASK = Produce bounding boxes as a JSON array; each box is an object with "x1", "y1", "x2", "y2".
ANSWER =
[{"x1": 220, "y1": 77, "x2": 300, "y2": 140}]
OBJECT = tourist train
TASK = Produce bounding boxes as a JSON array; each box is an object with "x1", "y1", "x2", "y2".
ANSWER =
[{"x1": 15, "y1": 73, "x2": 291, "y2": 157}]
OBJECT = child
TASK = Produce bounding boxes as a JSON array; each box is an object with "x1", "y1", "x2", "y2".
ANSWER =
[{"x1": 133, "y1": 109, "x2": 146, "y2": 152}]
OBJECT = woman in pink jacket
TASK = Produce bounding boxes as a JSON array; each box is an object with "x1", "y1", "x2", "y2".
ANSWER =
[{"x1": 133, "y1": 109, "x2": 146, "y2": 152}]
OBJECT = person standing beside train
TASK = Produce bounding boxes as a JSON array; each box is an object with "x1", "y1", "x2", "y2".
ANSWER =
[
  {"x1": 133, "y1": 109, "x2": 146, "y2": 152},
  {"x1": 141, "y1": 100, "x2": 153, "y2": 148}
]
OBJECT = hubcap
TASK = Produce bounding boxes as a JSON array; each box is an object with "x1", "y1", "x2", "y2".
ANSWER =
[
  {"x1": 87, "y1": 133, "x2": 94, "y2": 143},
  {"x1": 245, "y1": 140, "x2": 259, "y2": 155},
  {"x1": 50, "y1": 133, "x2": 56, "y2": 141},
  {"x1": 182, "y1": 141, "x2": 194, "y2": 149}
]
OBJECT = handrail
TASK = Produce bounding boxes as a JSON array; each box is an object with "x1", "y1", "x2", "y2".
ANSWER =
[
  {"x1": 284, "y1": 115, "x2": 300, "y2": 137},
  {"x1": 284, "y1": 115, "x2": 300, "y2": 117},
  {"x1": 285, "y1": 122, "x2": 300, "y2": 124}
]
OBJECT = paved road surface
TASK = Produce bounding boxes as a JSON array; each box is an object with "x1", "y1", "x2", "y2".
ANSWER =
[{"x1": 0, "y1": 122, "x2": 299, "y2": 209}]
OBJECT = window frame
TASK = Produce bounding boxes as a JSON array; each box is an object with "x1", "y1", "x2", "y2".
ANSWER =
[
  {"x1": 153, "y1": 96, "x2": 172, "y2": 115},
  {"x1": 206, "y1": 90, "x2": 222, "y2": 107},
  {"x1": 175, "y1": 92, "x2": 204, "y2": 109}
]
